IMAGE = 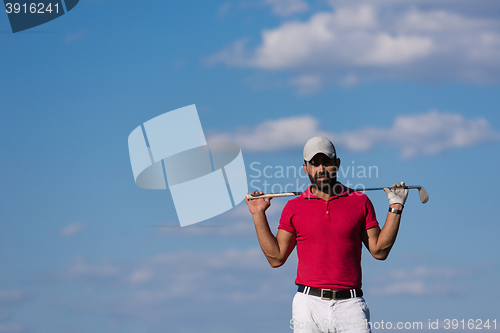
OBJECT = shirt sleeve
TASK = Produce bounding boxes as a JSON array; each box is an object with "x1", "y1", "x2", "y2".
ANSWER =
[
  {"x1": 364, "y1": 197, "x2": 379, "y2": 230},
  {"x1": 278, "y1": 202, "x2": 297, "y2": 234}
]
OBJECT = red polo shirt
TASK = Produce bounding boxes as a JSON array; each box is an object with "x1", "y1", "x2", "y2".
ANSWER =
[{"x1": 278, "y1": 184, "x2": 378, "y2": 290}]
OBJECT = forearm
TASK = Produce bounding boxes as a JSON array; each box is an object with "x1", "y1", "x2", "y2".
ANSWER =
[
  {"x1": 252, "y1": 212, "x2": 283, "y2": 267},
  {"x1": 375, "y1": 203, "x2": 403, "y2": 258}
]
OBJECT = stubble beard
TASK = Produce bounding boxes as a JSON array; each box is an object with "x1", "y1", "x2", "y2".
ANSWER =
[{"x1": 308, "y1": 170, "x2": 338, "y2": 194}]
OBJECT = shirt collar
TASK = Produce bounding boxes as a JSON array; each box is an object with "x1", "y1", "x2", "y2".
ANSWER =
[{"x1": 301, "y1": 183, "x2": 351, "y2": 201}]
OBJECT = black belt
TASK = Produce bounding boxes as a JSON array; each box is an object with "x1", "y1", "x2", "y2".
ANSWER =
[{"x1": 297, "y1": 285, "x2": 363, "y2": 300}]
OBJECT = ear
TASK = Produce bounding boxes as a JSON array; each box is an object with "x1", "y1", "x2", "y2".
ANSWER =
[
  {"x1": 303, "y1": 162, "x2": 308, "y2": 176},
  {"x1": 336, "y1": 158, "x2": 341, "y2": 169}
]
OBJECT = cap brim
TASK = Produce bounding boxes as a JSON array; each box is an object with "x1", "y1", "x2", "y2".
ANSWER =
[{"x1": 304, "y1": 151, "x2": 335, "y2": 162}]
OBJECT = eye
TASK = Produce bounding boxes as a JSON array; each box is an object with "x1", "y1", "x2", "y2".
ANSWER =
[{"x1": 310, "y1": 158, "x2": 334, "y2": 167}]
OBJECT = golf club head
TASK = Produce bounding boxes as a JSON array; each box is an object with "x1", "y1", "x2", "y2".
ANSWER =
[{"x1": 417, "y1": 187, "x2": 429, "y2": 204}]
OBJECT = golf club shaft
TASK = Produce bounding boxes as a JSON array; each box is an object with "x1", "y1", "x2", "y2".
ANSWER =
[
  {"x1": 246, "y1": 185, "x2": 428, "y2": 203},
  {"x1": 355, "y1": 186, "x2": 421, "y2": 192}
]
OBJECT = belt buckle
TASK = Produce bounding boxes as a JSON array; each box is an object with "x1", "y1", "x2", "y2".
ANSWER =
[{"x1": 320, "y1": 289, "x2": 335, "y2": 300}]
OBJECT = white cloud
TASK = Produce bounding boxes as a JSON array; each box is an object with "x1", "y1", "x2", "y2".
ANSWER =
[
  {"x1": 153, "y1": 200, "x2": 285, "y2": 237},
  {"x1": 64, "y1": 30, "x2": 86, "y2": 44},
  {"x1": 54, "y1": 248, "x2": 295, "y2": 294},
  {"x1": 368, "y1": 265, "x2": 472, "y2": 296},
  {"x1": 148, "y1": 248, "x2": 265, "y2": 271},
  {"x1": 0, "y1": 324, "x2": 29, "y2": 333},
  {"x1": 128, "y1": 267, "x2": 154, "y2": 284},
  {"x1": 290, "y1": 74, "x2": 324, "y2": 94},
  {"x1": 56, "y1": 256, "x2": 120, "y2": 280},
  {"x1": 209, "y1": 1, "x2": 500, "y2": 90},
  {"x1": 59, "y1": 222, "x2": 86, "y2": 237},
  {"x1": 387, "y1": 266, "x2": 471, "y2": 280},
  {"x1": 0, "y1": 291, "x2": 30, "y2": 306},
  {"x1": 359, "y1": 33, "x2": 433, "y2": 66},
  {"x1": 264, "y1": 0, "x2": 309, "y2": 17},
  {"x1": 376, "y1": 281, "x2": 427, "y2": 295},
  {"x1": 0, "y1": 294, "x2": 30, "y2": 333},
  {"x1": 48, "y1": 251, "x2": 485, "y2": 332},
  {"x1": 0, "y1": 313, "x2": 12, "y2": 323},
  {"x1": 153, "y1": 221, "x2": 256, "y2": 237},
  {"x1": 51, "y1": 247, "x2": 298, "y2": 328},
  {"x1": 208, "y1": 110, "x2": 500, "y2": 158},
  {"x1": 209, "y1": 115, "x2": 330, "y2": 152},
  {"x1": 217, "y1": 2, "x2": 232, "y2": 19}
]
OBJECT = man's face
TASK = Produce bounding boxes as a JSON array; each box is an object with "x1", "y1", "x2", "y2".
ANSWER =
[{"x1": 303, "y1": 154, "x2": 340, "y2": 192}]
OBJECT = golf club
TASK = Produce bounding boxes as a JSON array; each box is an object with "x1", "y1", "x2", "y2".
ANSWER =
[{"x1": 246, "y1": 186, "x2": 429, "y2": 204}]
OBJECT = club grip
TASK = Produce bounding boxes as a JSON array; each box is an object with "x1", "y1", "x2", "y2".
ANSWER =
[{"x1": 246, "y1": 192, "x2": 301, "y2": 200}]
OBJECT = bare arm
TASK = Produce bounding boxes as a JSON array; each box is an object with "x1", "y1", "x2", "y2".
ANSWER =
[
  {"x1": 247, "y1": 191, "x2": 296, "y2": 268},
  {"x1": 362, "y1": 203, "x2": 402, "y2": 260},
  {"x1": 362, "y1": 182, "x2": 408, "y2": 260}
]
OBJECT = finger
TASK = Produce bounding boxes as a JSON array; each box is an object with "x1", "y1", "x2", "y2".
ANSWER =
[
  {"x1": 383, "y1": 188, "x2": 391, "y2": 194},
  {"x1": 247, "y1": 191, "x2": 262, "y2": 202}
]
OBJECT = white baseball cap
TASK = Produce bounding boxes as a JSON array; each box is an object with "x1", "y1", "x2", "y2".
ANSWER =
[{"x1": 303, "y1": 136, "x2": 336, "y2": 162}]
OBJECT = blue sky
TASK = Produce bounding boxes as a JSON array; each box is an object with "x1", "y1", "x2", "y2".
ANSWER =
[{"x1": 1, "y1": 0, "x2": 499, "y2": 332}]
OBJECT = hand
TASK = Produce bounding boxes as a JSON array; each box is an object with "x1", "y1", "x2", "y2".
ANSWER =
[
  {"x1": 384, "y1": 181, "x2": 408, "y2": 206},
  {"x1": 246, "y1": 191, "x2": 272, "y2": 215}
]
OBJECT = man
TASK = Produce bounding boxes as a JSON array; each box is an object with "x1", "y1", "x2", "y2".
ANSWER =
[{"x1": 246, "y1": 136, "x2": 408, "y2": 333}]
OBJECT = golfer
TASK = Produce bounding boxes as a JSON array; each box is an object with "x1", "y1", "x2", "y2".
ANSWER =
[{"x1": 246, "y1": 136, "x2": 408, "y2": 333}]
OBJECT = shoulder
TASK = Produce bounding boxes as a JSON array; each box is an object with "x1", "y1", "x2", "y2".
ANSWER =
[
  {"x1": 344, "y1": 189, "x2": 377, "y2": 221},
  {"x1": 342, "y1": 188, "x2": 378, "y2": 223},
  {"x1": 281, "y1": 190, "x2": 312, "y2": 214},
  {"x1": 344, "y1": 188, "x2": 373, "y2": 207},
  {"x1": 283, "y1": 195, "x2": 304, "y2": 210},
  {"x1": 347, "y1": 189, "x2": 370, "y2": 201}
]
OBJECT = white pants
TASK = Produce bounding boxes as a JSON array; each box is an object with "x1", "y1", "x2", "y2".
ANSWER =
[{"x1": 291, "y1": 292, "x2": 371, "y2": 333}]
